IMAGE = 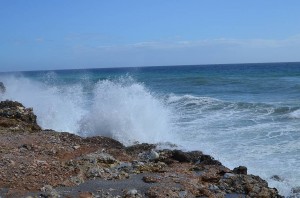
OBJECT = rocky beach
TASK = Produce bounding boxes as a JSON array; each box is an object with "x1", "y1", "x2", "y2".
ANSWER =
[
  {"x1": 2, "y1": 1, "x2": 300, "y2": 197},
  {"x1": 0, "y1": 82, "x2": 283, "y2": 198}
]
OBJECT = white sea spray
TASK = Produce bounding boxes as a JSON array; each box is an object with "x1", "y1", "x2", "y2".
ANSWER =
[
  {"x1": 0, "y1": 75, "x2": 177, "y2": 146},
  {"x1": 78, "y1": 78, "x2": 176, "y2": 145},
  {"x1": 1, "y1": 75, "x2": 87, "y2": 132}
]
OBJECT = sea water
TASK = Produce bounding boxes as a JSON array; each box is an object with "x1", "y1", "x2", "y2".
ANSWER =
[{"x1": 1, "y1": 62, "x2": 300, "y2": 197}]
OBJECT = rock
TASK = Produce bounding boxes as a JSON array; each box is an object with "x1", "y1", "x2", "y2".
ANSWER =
[
  {"x1": 171, "y1": 150, "x2": 191, "y2": 162},
  {"x1": 35, "y1": 160, "x2": 48, "y2": 166},
  {"x1": 73, "y1": 145, "x2": 81, "y2": 150},
  {"x1": 270, "y1": 175, "x2": 284, "y2": 182},
  {"x1": 116, "y1": 162, "x2": 132, "y2": 169},
  {"x1": 86, "y1": 167, "x2": 104, "y2": 178},
  {"x1": 0, "y1": 82, "x2": 5, "y2": 93},
  {"x1": 19, "y1": 144, "x2": 34, "y2": 150},
  {"x1": 83, "y1": 151, "x2": 117, "y2": 164},
  {"x1": 218, "y1": 174, "x2": 282, "y2": 197},
  {"x1": 137, "y1": 149, "x2": 160, "y2": 161},
  {"x1": 70, "y1": 174, "x2": 85, "y2": 185},
  {"x1": 125, "y1": 189, "x2": 142, "y2": 198},
  {"x1": 209, "y1": 184, "x2": 220, "y2": 191},
  {"x1": 126, "y1": 143, "x2": 156, "y2": 156},
  {"x1": 186, "y1": 151, "x2": 203, "y2": 163},
  {"x1": 40, "y1": 185, "x2": 60, "y2": 198},
  {"x1": 149, "y1": 150, "x2": 159, "y2": 161},
  {"x1": 171, "y1": 150, "x2": 212, "y2": 164},
  {"x1": 84, "y1": 136, "x2": 124, "y2": 149},
  {"x1": 190, "y1": 166, "x2": 201, "y2": 172},
  {"x1": 78, "y1": 191, "x2": 94, "y2": 198},
  {"x1": 0, "y1": 100, "x2": 41, "y2": 131},
  {"x1": 292, "y1": 186, "x2": 300, "y2": 194},
  {"x1": 233, "y1": 166, "x2": 247, "y2": 175},
  {"x1": 146, "y1": 186, "x2": 180, "y2": 198},
  {"x1": 115, "y1": 162, "x2": 132, "y2": 173},
  {"x1": 199, "y1": 154, "x2": 222, "y2": 165},
  {"x1": 178, "y1": 190, "x2": 188, "y2": 198},
  {"x1": 132, "y1": 161, "x2": 144, "y2": 169},
  {"x1": 126, "y1": 189, "x2": 138, "y2": 195},
  {"x1": 224, "y1": 173, "x2": 236, "y2": 179},
  {"x1": 142, "y1": 176, "x2": 160, "y2": 183}
]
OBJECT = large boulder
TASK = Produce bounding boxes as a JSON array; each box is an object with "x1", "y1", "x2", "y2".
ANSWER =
[{"x1": 0, "y1": 100, "x2": 41, "y2": 131}]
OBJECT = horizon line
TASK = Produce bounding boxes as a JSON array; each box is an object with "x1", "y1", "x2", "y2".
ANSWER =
[{"x1": 1, "y1": 61, "x2": 300, "y2": 73}]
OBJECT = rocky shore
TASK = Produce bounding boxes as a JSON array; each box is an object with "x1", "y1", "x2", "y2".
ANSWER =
[{"x1": 0, "y1": 99, "x2": 283, "y2": 198}]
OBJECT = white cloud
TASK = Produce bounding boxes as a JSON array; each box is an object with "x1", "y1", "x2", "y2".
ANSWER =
[
  {"x1": 93, "y1": 35, "x2": 300, "y2": 50},
  {"x1": 70, "y1": 36, "x2": 297, "y2": 66}
]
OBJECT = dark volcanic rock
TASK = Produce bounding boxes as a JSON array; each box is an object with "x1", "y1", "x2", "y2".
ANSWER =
[
  {"x1": 126, "y1": 143, "x2": 156, "y2": 156},
  {"x1": 233, "y1": 166, "x2": 247, "y2": 175},
  {"x1": 171, "y1": 150, "x2": 203, "y2": 163},
  {"x1": 200, "y1": 154, "x2": 222, "y2": 165},
  {"x1": 171, "y1": 149, "x2": 191, "y2": 162},
  {"x1": 270, "y1": 175, "x2": 284, "y2": 182},
  {"x1": 84, "y1": 136, "x2": 125, "y2": 149},
  {"x1": 0, "y1": 82, "x2": 5, "y2": 93}
]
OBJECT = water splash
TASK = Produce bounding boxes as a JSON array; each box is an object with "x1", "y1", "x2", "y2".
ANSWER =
[
  {"x1": 0, "y1": 74, "x2": 175, "y2": 146},
  {"x1": 1, "y1": 75, "x2": 87, "y2": 132},
  {"x1": 79, "y1": 78, "x2": 175, "y2": 145}
]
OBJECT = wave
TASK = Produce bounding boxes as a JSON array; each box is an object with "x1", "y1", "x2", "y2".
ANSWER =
[
  {"x1": 165, "y1": 94, "x2": 300, "y2": 197},
  {"x1": 78, "y1": 78, "x2": 175, "y2": 145},
  {"x1": 167, "y1": 94, "x2": 221, "y2": 105},
  {"x1": 166, "y1": 94, "x2": 300, "y2": 118},
  {"x1": 288, "y1": 109, "x2": 300, "y2": 119},
  {"x1": 0, "y1": 75, "x2": 176, "y2": 146}
]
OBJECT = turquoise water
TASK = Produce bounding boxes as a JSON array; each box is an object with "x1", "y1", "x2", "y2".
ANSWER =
[{"x1": 1, "y1": 62, "x2": 300, "y2": 196}]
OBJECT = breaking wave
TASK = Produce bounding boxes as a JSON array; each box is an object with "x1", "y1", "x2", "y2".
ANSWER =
[
  {"x1": 78, "y1": 78, "x2": 174, "y2": 145},
  {"x1": 0, "y1": 75, "x2": 175, "y2": 145}
]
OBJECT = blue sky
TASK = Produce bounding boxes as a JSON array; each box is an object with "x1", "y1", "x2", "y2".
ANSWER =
[{"x1": 1, "y1": 0, "x2": 300, "y2": 72}]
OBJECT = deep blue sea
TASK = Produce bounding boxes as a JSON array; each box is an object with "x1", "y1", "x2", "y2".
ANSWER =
[{"x1": 1, "y1": 62, "x2": 300, "y2": 196}]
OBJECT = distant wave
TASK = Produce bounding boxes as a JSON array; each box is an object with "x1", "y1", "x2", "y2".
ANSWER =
[
  {"x1": 166, "y1": 94, "x2": 300, "y2": 118},
  {"x1": 289, "y1": 109, "x2": 300, "y2": 119}
]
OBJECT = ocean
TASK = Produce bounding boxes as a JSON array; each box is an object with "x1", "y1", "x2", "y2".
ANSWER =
[{"x1": 1, "y1": 62, "x2": 300, "y2": 197}]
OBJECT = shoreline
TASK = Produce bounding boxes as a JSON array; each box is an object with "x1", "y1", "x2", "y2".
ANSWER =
[{"x1": 0, "y1": 100, "x2": 284, "y2": 197}]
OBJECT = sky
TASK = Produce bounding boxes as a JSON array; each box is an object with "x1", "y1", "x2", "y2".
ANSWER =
[{"x1": 1, "y1": 0, "x2": 300, "y2": 72}]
